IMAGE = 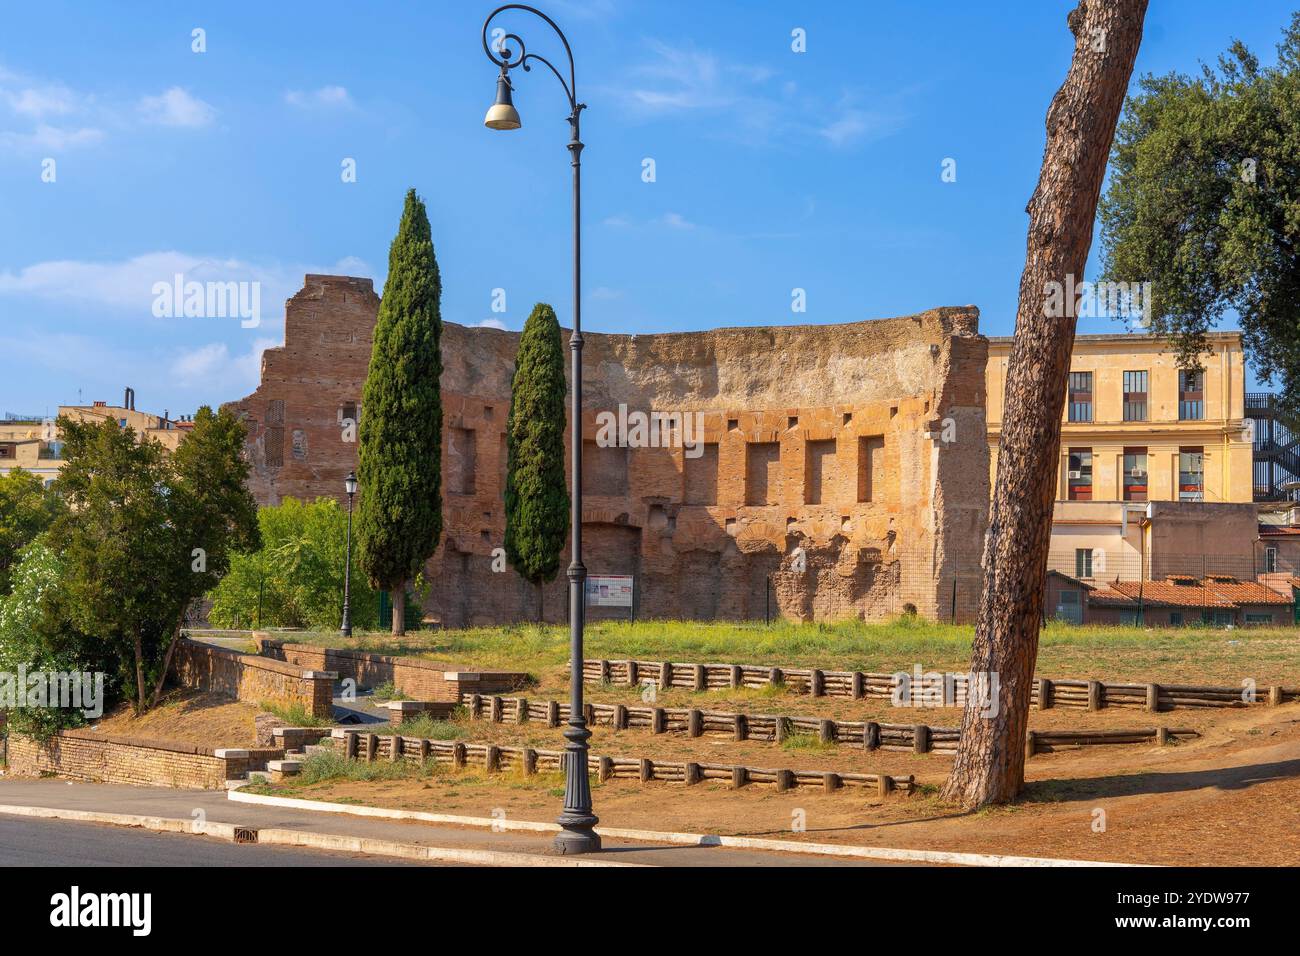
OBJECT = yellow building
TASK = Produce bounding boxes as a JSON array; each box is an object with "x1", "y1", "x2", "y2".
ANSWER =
[
  {"x1": 0, "y1": 392, "x2": 190, "y2": 485},
  {"x1": 986, "y1": 332, "x2": 1255, "y2": 582}
]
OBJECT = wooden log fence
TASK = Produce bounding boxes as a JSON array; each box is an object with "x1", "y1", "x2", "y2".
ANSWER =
[
  {"x1": 462, "y1": 693, "x2": 1197, "y2": 757},
  {"x1": 580, "y1": 658, "x2": 1297, "y2": 712},
  {"x1": 329, "y1": 729, "x2": 913, "y2": 796}
]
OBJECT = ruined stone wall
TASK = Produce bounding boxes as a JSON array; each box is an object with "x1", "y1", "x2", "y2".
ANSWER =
[{"x1": 225, "y1": 275, "x2": 989, "y2": 624}]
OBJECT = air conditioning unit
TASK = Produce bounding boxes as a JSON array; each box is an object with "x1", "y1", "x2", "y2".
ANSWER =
[
  {"x1": 1068, "y1": 470, "x2": 1082, "y2": 479},
  {"x1": 1131, "y1": 470, "x2": 1147, "y2": 478}
]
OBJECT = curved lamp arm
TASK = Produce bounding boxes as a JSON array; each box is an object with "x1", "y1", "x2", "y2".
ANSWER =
[{"x1": 482, "y1": 3, "x2": 581, "y2": 114}]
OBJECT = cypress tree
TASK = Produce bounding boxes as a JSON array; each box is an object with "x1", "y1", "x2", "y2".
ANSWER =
[
  {"x1": 356, "y1": 189, "x2": 443, "y2": 635},
  {"x1": 504, "y1": 302, "x2": 569, "y2": 622}
]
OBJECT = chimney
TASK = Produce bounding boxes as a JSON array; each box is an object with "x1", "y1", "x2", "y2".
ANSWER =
[{"x1": 124, "y1": 386, "x2": 135, "y2": 411}]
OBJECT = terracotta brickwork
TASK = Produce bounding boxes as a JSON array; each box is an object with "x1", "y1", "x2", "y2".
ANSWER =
[
  {"x1": 226, "y1": 275, "x2": 989, "y2": 623},
  {"x1": 171, "y1": 638, "x2": 335, "y2": 717},
  {"x1": 255, "y1": 636, "x2": 528, "y2": 702},
  {"x1": 5, "y1": 730, "x2": 270, "y2": 789}
]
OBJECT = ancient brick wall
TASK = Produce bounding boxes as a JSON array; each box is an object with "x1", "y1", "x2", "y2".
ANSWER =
[
  {"x1": 255, "y1": 637, "x2": 528, "y2": 702},
  {"x1": 7, "y1": 730, "x2": 239, "y2": 789},
  {"x1": 226, "y1": 275, "x2": 989, "y2": 624},
  {"x1": 171, "y1": 638, "x2": 335, "y2": 717}
]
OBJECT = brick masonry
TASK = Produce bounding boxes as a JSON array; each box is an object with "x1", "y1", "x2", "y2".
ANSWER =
[
  {"x1": 171, "y1": 638, "x2": 336, "y2": 718},
  {"x1": 255, "y1": 636, "x2": 528, "y2": 702},
  {"x1": 225, "y1": 275, "x2": 989, "y2": 624},
  {"x1": 6, "y1": 730, "x2": 282, "y2": 789}
]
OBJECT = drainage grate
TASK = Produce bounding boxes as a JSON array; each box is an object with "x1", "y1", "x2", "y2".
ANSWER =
[{"x1": 233, "y1": 826, "x2": 259, "y2": 844}]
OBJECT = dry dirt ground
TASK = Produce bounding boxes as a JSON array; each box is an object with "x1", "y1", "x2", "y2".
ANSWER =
[
  {"x1": 88, "y1": 690, "x2": 261, "y2": 747},
  {"x1": 254, "y1": 699, "x2": 1300, "y2": 866}
]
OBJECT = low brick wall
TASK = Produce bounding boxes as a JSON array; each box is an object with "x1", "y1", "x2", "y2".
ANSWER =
[
  {"x1": 172, "y1": 637, "x2": 336, "y2": 718},
  {"x1": 6, "y1": 730, "x2": 281, "y2": 789},
  {"x1": 255, "y1": 637, "x2": 527, "y2": 703}
]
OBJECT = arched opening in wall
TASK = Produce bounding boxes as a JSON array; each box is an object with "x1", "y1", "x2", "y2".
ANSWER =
[
  {"x1": 743, "y1": 548, "x2": 784, "y2": 620},
  {"x1": 677, "y1": 549, "x2": 723, "y2": 619},
  {"x1": 583, "y1": 522, "x2": 641, "y2": 621}
]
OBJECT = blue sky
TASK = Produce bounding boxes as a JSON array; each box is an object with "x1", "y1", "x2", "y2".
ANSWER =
[{"x1": 0, "y1": 0, "x2": 1294, "y2": 417}]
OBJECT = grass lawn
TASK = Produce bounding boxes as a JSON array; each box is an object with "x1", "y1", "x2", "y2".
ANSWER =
[{"x1": 256, "y1": 617, "x2": 1300, "y2": 687}]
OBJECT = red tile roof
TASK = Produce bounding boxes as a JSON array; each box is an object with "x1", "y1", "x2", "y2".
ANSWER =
[{"x1": 1088, "y1": 577, "x2": 1292, "y2": 609}]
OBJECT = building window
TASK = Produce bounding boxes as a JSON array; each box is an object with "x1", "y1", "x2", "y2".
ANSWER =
[
  {"x1": 683, "y1": 443, "x2": 719, "y2": 505},
  {"x1": 857, "y1": 436, "x2": 885, "y2": 503},
  {"x1": 1169, "y1": 611, "x2": 1183, "y2": 626},
  {"x1": 1245, "y1": 613, "x2": 1274, "y2": 625},
  {"x1": 1123, "y1": 447, "x2": 1148, "y2": 501},
  {"x1": 0, "y1": 443, "x2": 14, "y2": 459},
  {"x1": 1067, "y1": 372, "x2": 1093, "y2": 422},
  {"x1": 1202, "y1": 610, "x2": 1233, "y2": 627},
  {"x1": 1067, "y1": 448, "x2": 1092, "y2": 501},
  {"x1": 1075, "y1": 548, "x2": 1093, "y2": 578},
  {"x1": 1178, "y1": 447, "x2": 1203, "y2": 502},
  {"x1": 804, "y1": 439, "x2": 836, "y2": 505},
  {"x1": 1178, "y1": 368, "x2": 1204, "y2": 420},
  {"x1": 1266, "y1": 547, "x2": 1278, "y2": 573},
  {"x1": 1123, "y1": 370, "x2": 1148, "y2": 421},
  {"x1": 745, "y1": 442, "x2": 781, "y2": 506}
]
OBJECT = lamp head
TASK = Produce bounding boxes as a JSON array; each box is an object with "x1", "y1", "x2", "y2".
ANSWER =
[
  {"x1": 344, "y1": 471, "x2": 358, "y2": 496},
  {"x1": 484, "y1": 69, "x2": 521, "y2": 130}
]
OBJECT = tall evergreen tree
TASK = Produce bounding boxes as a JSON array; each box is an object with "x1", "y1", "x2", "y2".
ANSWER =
[
  {"x1": 504, "y1": 303, "x2": 569, "y2": 622},
  {"x1": 356, "y1": 189, "x2": 443, "y2": 635}
]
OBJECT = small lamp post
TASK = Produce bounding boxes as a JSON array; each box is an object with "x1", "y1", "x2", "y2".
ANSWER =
[
  {"x1": 481, "y1": 3, "x2": 599, "y2": 855},
  {"x1": 341, "y1": 470, "x2": 358, "y2": 637}
]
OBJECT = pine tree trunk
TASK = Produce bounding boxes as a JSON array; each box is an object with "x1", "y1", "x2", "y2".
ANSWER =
[
  {"x1": 537, "y1": 582, "x2": 544, "y2": 624},
  {"x1": 391, "y1": 579, "x2": 406, "y2": 636},
  {"x1": 941, "y1": 0, "x2": 1148, "y2": 810}
]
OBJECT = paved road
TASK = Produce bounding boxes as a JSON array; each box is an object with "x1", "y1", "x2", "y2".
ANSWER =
[
  {"x1": 0, "y1": 779, "x2": 891, "y2": 866},
  {"x1": 0, "y1": 815, "x2": 425, "y2": 866}
]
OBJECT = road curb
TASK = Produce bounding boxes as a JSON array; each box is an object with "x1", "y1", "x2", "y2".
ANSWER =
[
  {"x1": 0, "y1": 803, "x2": 643, "y2": 868},
  {"x1": 227, "y1": 790, "x2": 1141, "y2": 867}
]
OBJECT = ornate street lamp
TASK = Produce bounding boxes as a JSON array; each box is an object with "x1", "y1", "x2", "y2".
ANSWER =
[
  {"x1": 481, "y1": 3, "x2": 599, "y2": 855},
  {"x1": 341, "y1": 470, "x2": 358, "y2": 638}
]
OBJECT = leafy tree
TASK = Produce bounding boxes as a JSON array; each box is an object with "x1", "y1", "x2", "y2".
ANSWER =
[
  {"x1": 505, "y1": 303, "x2": 569, "y2": 621},
  {"x1": 1099, "y1": 12, "x2": 1300, "y2": 408},
  {"x1": 208, "y1": 496, "x2": 388, "y2": 632},
  {"x1": 49, "y1": 407, "x2": 258, "y2": 712},
  {"x1": 0, "y1": 539, "x2": 104, "y2": 739},
  {"x1": 357, "y1": 188, "x2": 443, "y2": 635},
  {"x1": 0, "y1": 467, "x2": 64, "y2": 594}
]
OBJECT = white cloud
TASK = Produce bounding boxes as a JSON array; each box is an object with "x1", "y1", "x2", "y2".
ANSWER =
[
  {"x1": 138, "y1": 87, "x2": 215, "y2": 128},
  {"x1": 0, "y1": 124, "x2": 103, "y2": 151},
  {"x1": 284, "y1": 85, "x2": 353, "y2": 109},
  {"x1": 172, "y1": 336, "x2": 278, "y2": 390},
  {"x1": 5, "y1": 83, "x2": 78, "y2": 118},
  {"x1": 0, "y1": 251, "x2": 371, "y2": 327},
  {"x1": 474, "y1": 318, "x2": 507, "y2": 330},
  {"x1": 0, "y1": 66, "x2": 102, "y2": 152},
  {"x1": 612, "y1": 41, "x2": 907, "y2": 149},
  {"x1": 660, "y1": 212, "x2": 696, "y2": 230},
  {"x1": 589, "y1": 287, "x2": 623, "y2": 301}
]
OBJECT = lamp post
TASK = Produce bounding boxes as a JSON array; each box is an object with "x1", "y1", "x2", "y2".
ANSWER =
[
  {"x1": 341, "y1": 470, "x2": 358, "y2": 638},
  {"x1": 482, "y1": 3, "x2": 599, "y2": 855}
]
